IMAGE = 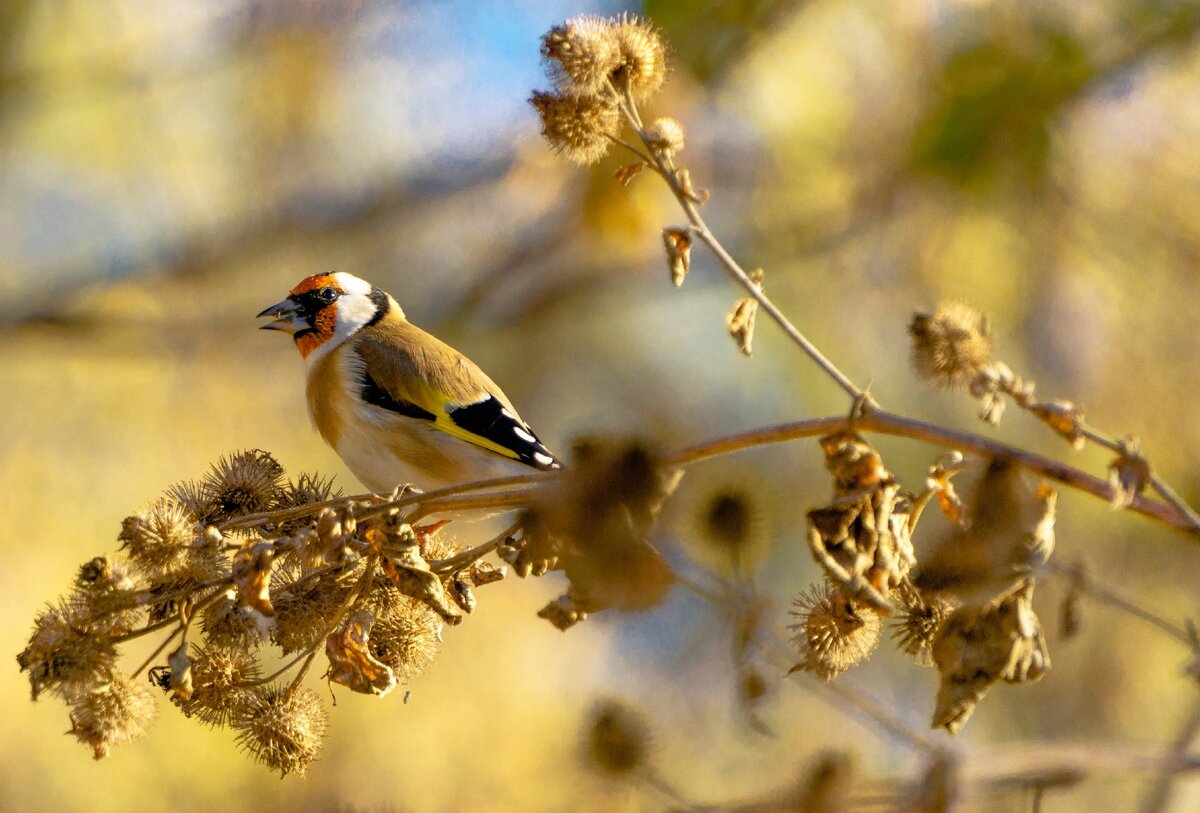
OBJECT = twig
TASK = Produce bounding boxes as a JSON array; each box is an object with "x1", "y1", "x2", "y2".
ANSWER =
[
  {"x1": 668, "y1": 412, "x2": 1200, "y2": 537},
  {"x1": 606, "y1": 78, "x2": 870, "y2": 405},
  {"x1": 130, "y1": 624, "x2": 183, "y2": 681},
  {"x1": 430, "y1": 521, "x2": 521, "y2": 575},
  {"x1": 1045, "y1": 560, "x2": 1194, "y2": 646}
]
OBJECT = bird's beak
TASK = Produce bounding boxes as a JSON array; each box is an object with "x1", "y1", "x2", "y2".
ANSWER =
[{"x1": 257, "y1": 297, "x2": 307, "y2": 334}]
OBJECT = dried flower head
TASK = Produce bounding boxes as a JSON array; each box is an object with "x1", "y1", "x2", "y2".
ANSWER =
[
  {"x1": 276, "y1": 472, "x2": 343, "y2": 534},
  {"x1": 18, "y1": 602, "x2": 119, "y2": 700},
  {"x1": 366, "y1": 589, "x2": 442, "y2": 681},
  {"x1": 522, "y1": 437, "x2": 679, "y2": 618},
  {"x1": 273, "y1": 581, "x2": 355, "y2": 654},
  {"x1": 681, "y1": 472, "x2": 770, "y2": 575},
  {"x1": 644, "y1": 117, "x2": 685, "y2": 156},
  {"x1": 585, "y1": 698, "x2": 651, "y2": 777},
  {"x1": 529, "y1": 90, "x2": 619, "y2": 166},
  {"x1": 201, "y1": 449, "x2": 285, "y2": 523},
  {"x1": 541, "y1": 15, "x2": 621, "y2": 96},
  {"x1": 807, "y1": 434, "x2": 915, "y2": 608},
  {"x1": 202, "y1": 594, "x2": 268, "y2": 649},
  {"x1": 233, "y1": 686, "x2": 328, "y2": 777},
  {"x1": 891, "y1": 582, "x2": 956, "y2": 667},
  {"x1": 232, "y1": 539, "x2": 277, "y2": 619},
  {"x1": 173, "y1": 643, "x2": 262, "y2": 727},
  {"x1": 68, "y1": 670, "x2": 158, "y2": 759},
  {"x1": 613, "y1": 14, "x2": 667, "y2": 101},
  {"x1": 68, "y1": 557, "x2": 143, "y2": 634},
  {"x1": 119, "y1": 498, "x2": 201, "y2": 580},
  {"x1": 699, "y1": 487, "x2": 762, "y2": 553},
  {"x1": 789, "y1": 584, "x2": 883, "y2": 681},
  {"x1": 726, "y1": 271, "x2": 765, "y2": 357},
  {"x1": 931, "y1": 583, "x2": 1049, "y2": 733},
  {"x1": 788, "y1": 752, "x2": 855, "y2": 813},
  {"x1": 909, "y1": 302, "x2": 993, "y2": 390}
]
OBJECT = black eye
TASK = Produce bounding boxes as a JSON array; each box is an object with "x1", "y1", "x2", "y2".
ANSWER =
[{"x1": 317, "y1": 286, "x2": 338, "y2": 303}]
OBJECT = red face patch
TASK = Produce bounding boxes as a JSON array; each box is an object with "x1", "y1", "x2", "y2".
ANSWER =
[
  {"x1": 295, "y1": 306, "x2": 337, "y2": 358},
  {"x1": 289, "y1": 273, "x2": 339, "y2": 297}
]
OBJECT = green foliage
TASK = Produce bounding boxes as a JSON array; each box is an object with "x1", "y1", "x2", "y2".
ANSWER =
[{"x1": 909, "y1": 28, "x2": 1093, "y2": 192}]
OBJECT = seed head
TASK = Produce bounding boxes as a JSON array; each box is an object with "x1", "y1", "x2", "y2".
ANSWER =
[
  {"x1": 365, "y1": 589, "x2": 442, "y2": 682},
  {"x1": 613, "y1": 14, "x2": 667, "y2": 102},
  {"x1": 201, "y1": 594, "x2": 268, "y2": 649},
  {"x1": 891, "y1": 582, "x2": 956, "y2": 667},
  {"x1": 789, "y1": 584, "x2": 882, "y2": 681},
  {"x1": 233, "y1": 686, "x2": 328, "y2": 777},
  {"x1": 273, "y1": 581, "x2": 355, "y2": 654},
  {"x1": 173, "y1": 643, "x2": 262, "y2": 728},
  {"x1": 522, "y1": 437, "x2": 679, "y2": 616},
  {"x1": 686, "y1": 478, "x2": 769, "y2": 574},
  {"x1": 789, "y1": 752, "x2": 855, "y2": 813},
  {"x1": 529, "y1": 90, "x2": 619, "y2": 166},
  {"x1": 68, "y1": 670, "x2": 158, "y2": 759},
  {"x1": 18, "y1": 602, "x2": 118, "y2": 700},
  {"x1": 909, "y1": 302, "x2": 993, "y2": 390},
  {"x1": 68, "y1": 557, "x2": 143, "y2": 635},
  {"x1": 541, "y1": 16, "x2": 621, "y2": 96},
  {"x1": 585, "y1": 698, "x2": 651, "y2": 777},
  {"x1": 644, "y1": 117, "x2": 685, "y2": 156},
  {"x1": 276, "y1": 472, "x2": 343, "y2": 534},
  {"x1": 201, "y1": 449, "x2": 286, "y2": 522},
  {"x1": 120, "y1": 499, "x2": 200, "y2": 580}
]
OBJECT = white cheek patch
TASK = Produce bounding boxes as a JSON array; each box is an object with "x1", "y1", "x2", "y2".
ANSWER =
[{"x1": 331, "y1": 294, "x2": 379, "y2": 344}]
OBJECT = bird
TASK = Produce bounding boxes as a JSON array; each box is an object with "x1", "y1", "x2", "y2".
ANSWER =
[{"x1": 258, "y1": 272, "x2": 560, "y2": 494}]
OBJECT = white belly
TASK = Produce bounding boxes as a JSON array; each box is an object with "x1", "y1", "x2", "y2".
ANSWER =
[{"x1": 334, "y1": 402, "x2": 533, "y2": 494}]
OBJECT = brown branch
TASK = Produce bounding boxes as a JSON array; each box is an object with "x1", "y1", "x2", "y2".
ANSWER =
[{"x1": 669, "y1": 412, "x2": 1200, "y2": 538}]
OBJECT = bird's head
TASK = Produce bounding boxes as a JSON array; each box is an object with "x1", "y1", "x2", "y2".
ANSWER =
[{"x1": 258, "y1": 272, "x2": 393, "y2": 360}]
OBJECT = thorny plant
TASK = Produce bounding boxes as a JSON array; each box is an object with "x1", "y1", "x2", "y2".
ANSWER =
[{"x1": 17, "y1": 11, "x2": 1200, "y2": 806}]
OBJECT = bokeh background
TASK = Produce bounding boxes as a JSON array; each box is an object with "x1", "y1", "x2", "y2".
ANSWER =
[{"x1": 3, "y1": 0, "x2": 1200, "y2": 810}]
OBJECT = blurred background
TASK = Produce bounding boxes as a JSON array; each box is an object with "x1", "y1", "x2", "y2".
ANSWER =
[{"x1": 3, "y1": 0, "x2": 1200, "y2": 810}]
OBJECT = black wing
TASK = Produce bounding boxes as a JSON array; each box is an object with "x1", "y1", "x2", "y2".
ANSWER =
[{"x1": 447, "y1": 396, "x2": 561, "y2": 470}]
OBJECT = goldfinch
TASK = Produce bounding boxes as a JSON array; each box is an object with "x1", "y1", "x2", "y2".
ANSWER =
[{"x1": 258, "y1": 272, "x2": 560, "y2": 493}]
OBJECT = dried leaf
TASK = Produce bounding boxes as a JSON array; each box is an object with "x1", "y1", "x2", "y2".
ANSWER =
[
  {"x1": 449, "y1": 576, "x2": 476, "y2": 614},
  {"x1": 662, "y1": 227, "x2": 692, "y2": 287},
  {"x1": 926, "y1": 453, "x2": 967, "y2": 527},
  {"x1": 915, "y1": 461, "x2": 1054, "y2": 606},
  {"x1": 232, "y1": 540, "x2": 276, "y2": 618},
  {"x1": 382, "y1": 542, "x2": 462, "y2": 626},
  {"x1": 931, "y1": 582, "x2": 1048, "y2": 733},
  {"x1": 675, "y1": 167, "x2": 709, "y2": 203},
  {"x1": 325, "y1": 610, "x2": 396, "y2": 697},
  {"x1": 1029, "y1": 400, "x2": 1087, "y2": 450},
  {"x1": 468, "y1": 560, "x2": 506, "y2": 586},
  {"x1": 537, "y1": 590, "x2": 591, "y2": 631},
  {"x1": 614, "y1": 162, "x2": 645, "y2": 186},
  {"x1": 725, "y1": 269, "x2": 764, "y2": 357},
  {"x1": 316, "y1": 508, "x2": 355, "y2": 564},
  {"x1": 1108, "y1": 439, "x2": 1152, "y2": 509},
  {"x1": 167, "y1": 642, "x2": 193, "y2": 701}
]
